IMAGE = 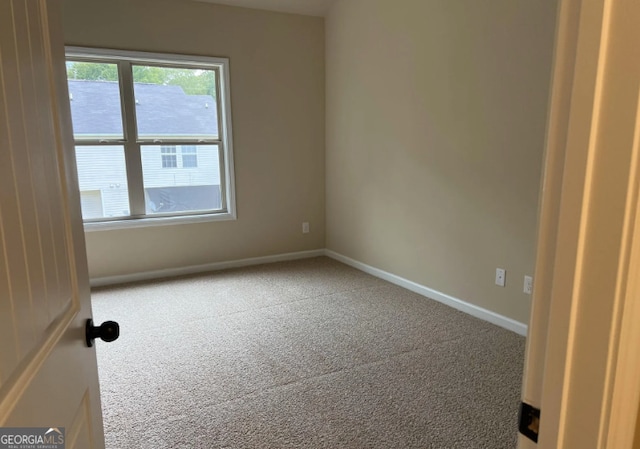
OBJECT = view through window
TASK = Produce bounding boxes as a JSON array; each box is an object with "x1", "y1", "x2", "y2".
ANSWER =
[{"x1": 65, "y1": 48, "x2": 235, "y2": 225}]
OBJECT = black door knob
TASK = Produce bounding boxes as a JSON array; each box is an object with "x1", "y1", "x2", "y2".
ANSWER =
[{"x1": 86, "y1": 319, "x2": 120, "y2": 347}]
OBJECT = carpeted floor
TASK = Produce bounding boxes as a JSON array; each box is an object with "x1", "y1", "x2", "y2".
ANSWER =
[{"x1": 91, "y1": 256, "x2": 525, "y2": 449}]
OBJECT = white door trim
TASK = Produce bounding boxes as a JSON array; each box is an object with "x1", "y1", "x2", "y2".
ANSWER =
[{"x1": 520, "y1": 0, "x2": 640, "y2": 446}]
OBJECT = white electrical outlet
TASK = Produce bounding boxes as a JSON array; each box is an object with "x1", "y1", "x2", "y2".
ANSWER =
[
  {"x1": 302, "y1": 222, "x2": 310, "y2": 234},
  {"x1": 524, "y1": 275, "x2": 533, "y2": 295},
  {"x1": 495, "y1": 268, "x2": 506, "y2": 287}
]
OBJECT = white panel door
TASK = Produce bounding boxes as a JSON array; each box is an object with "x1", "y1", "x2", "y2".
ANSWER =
[{"x1": 0, "y1": 1, "x2": 106, "y2": 447}]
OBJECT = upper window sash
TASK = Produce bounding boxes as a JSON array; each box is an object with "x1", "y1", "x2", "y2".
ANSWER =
[
  {"x1": 65, "y1": 47, "x2": 228, "y2": 70},
  {"x1": 66, "y1": 47, "x2": 229, "y2": 146}
]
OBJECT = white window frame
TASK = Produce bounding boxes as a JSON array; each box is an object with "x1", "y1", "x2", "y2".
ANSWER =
[
  {"x1": 65, "y1": 47, "x2": 236, "y2": 231},
  {"x1": 161, "y1": 145, "x2": 178, "y2": 168}
]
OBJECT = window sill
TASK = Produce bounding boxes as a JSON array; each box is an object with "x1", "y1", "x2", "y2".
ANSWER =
[{"x1": 83, "y1": 211, "x2": 236, "y2": 232}]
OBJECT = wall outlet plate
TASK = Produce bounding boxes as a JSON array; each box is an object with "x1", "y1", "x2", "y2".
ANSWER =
[
  {"x1": 496, "y1": 268, "x2": 506, "y2": 287},
  {"x1": 524, "y1": 275, "x2": 533, "y2": 294},
  {"x1": 302, "y1": 222, "x2": 310, "y2": 234}
]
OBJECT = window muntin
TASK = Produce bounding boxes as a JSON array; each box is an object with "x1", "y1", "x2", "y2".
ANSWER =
[{"x1": 65, "y1": 47, "x2": 235, "y2": 227}]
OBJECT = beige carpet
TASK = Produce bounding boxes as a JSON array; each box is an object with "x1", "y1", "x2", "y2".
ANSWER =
[{"x1": 91, "y1": 256, "x2": 525, "y2": 449}]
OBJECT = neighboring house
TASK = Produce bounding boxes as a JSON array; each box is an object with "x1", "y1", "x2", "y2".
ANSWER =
[{"x1": 68, "y1": 80, "x2": 221, "y2": 219}]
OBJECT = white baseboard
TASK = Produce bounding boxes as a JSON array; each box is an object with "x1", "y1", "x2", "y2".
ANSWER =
[
  {"x1": 324, "y1": 250, "x2": 528, "y2": 336},
  {"x1": 90, "y1": 249, "x2": 326, "y2": 287}
]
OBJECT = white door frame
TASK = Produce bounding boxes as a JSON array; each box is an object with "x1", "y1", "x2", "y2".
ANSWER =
[{"x1": 520, "y1": 0, "x2": 640, "y2": 446}]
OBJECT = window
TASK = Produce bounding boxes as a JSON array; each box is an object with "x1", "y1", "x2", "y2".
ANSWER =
[
  {"x1": 181, "y1": 145, "x2": 198, "y2": 168},
  {"x1": 161, "y1": 146, "x2": 177, "y2": 168},
  {"x1": 65, "y1": 47, "x2": 235, "y2": 228}
]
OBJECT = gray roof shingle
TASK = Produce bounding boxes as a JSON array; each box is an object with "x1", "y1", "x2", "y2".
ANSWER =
[{"x1": 68, "y1": 80, "x2": 218, "y2": 138}]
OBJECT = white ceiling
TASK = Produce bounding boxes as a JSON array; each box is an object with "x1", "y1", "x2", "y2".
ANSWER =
[{"x1": 192, "y1": 0, "x2": 337, "y2": 17}]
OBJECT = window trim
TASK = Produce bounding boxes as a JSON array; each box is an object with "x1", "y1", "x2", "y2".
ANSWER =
[{"x1": 65, "y1": 47, "x2": 236, "y2": 231}]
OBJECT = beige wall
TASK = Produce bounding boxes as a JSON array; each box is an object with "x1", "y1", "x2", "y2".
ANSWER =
[
  {"x1": 326, "y1": 0, "x2": 557, "y2": 323},
  {"x1": 65, "y1": 0, "x2": 556, "y2": 325},
  {"x1": 63, "y1": 0, "x2": 325, "y2": 279}
]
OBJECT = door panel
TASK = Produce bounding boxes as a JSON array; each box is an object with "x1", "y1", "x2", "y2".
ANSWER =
[
  {"x1": 0, "y1": 1, "x2": 105, "y2": 446},
  {"x1": 67, "y1": 393, "x2": 96, "y2": 449}
]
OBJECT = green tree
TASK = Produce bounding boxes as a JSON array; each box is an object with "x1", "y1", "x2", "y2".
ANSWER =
[
  {"x1": 66, "y1": 62, "x2": 216, "y2": 98},
  {"x1": 66, "y1": 62, "x2": 118, "y2": 81},
  {"x1": 132, "y1": 65, "x2": 168, "y2": 85},
  {"x1": 166, "y1": 69, "x2": 216, "y2": 97}
]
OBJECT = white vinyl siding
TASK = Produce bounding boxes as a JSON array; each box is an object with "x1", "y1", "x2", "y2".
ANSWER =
[
  {"x1": 75, "y1": 146, "x2": 129, "y2": 218},
  {"x1": 141, "y1": 145, "x2": 219, "y2": 187}
]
